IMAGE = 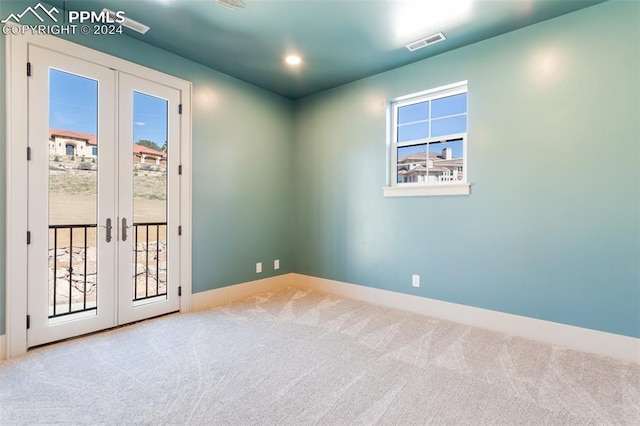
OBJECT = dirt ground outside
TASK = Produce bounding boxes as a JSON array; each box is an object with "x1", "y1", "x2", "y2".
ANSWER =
[
  {"x1": 48, "y1": 163, "x2": 168, "y2": 247},
  {"x1": 49, "y1": 194, "x2": 167, "y2": 247}
]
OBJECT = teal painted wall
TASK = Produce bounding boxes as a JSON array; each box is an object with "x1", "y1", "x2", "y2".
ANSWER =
[
  {"x1": 1, "y1": 1, "x2": 638, "y2": 340},
  {"x1": 293, "y1": 1, "x2": 640, "y2": 338},
  {"x1": 0, "y1": 1, "x2": 294, "y2": 335}
]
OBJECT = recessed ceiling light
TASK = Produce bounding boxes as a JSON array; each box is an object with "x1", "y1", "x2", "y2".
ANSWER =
[{"x1": 285, "y1": 55, "x2": 302, "y2": 66}]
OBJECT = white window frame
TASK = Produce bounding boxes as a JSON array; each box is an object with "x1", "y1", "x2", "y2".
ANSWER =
[{"x1": 383, "y1": 81, "x2": 470, "y2": 197}]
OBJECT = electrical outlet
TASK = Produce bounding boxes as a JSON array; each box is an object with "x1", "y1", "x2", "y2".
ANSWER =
[
  {"x1": 256, "y1": 262, "x2": 262, "y2": 273},
  {"x1": 412, "y1": 274, "x2": 420, "y2": 288},
  {"x1": 274, "y1": 259, "x2": 280, "y2": 270}
]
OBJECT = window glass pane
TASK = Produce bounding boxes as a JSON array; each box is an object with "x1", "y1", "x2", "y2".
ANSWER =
[
  {"x1": 132, "y1": 92, "x2": 168, "y2": 304},
  {"x1": 428, "y1": 139, "x2": 464, "y2": 182},
  {"x1": 397, "y1": 121, "x2": 429, "y2": 143},
  {"x1": 431, "y1": 115, "x2": 467, "y2": 137},
  {"x1": 431, "y1": 93, "x2": 467, "y2": 118},
  {"x1": 132, "y1": 91, "x2": 168, "y2": 225},
  {"x1": 48, "y1": 68, "x2": 98, "y2": 318},
  {"x1": 397, "y1": 144, "x2": 427, "y2": 184},
  {"x1": 397, "y1": 101, "x2": 429, "y2": 124},
  {"x1": 392, "y1": 85, "x2": 467, "y2": 187}
]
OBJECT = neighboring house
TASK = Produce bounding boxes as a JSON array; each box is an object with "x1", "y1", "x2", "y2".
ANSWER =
[
  {"x1": 133, "y1": 144, "x2": 167, "y2": 166},
  {"x1": 49, "y1": 128, "x2": 98, "y2": 159},
  {"x1": 49, "y1": 128, "x2": 166, "y2": 165},
  {"x1": 397, "y1": 147, "x2": 464, "y2": 183}
]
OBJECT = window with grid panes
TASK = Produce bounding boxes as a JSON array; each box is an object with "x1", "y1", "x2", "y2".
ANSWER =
[{"x1": 385, "y1": 81, "x2": 469, "y2": 197}]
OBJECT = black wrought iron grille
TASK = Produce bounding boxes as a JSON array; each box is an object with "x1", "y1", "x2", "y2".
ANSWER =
[
  {"x1": 133, "y1": 222, "x2": 168, "y2": 302},
  {"x1": 49, "y1": 224, "x2": 98, "y2": 318},
  {"x1": 48, "y1": 222, "x2": 168, "y2": 318}
]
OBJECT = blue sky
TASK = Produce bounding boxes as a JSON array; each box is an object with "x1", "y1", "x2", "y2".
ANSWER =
[
  {"x1": 49, "y1": 68, "x2": 168, "y2": 147},
  {"x1": 133, "y1": 92, "x2": 168, "y2": 147},
  {"x1": 396, "y1": 92, "x2": 467, "y2": 158}
]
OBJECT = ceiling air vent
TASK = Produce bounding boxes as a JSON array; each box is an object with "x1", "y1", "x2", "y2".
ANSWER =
[
  {"x1": 405, "y1": 32, "x2": 446, "y2": 52},
  {"x1": 213, "y1": 0, "x2": 246, "y2": 9},
  {"x1": 102, "y1": 9, "x2": 149, "y2": 34}
]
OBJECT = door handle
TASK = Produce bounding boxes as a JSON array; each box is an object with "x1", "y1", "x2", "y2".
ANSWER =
[
  {"x1": 106, "y1": 218, "x2": 112, "y2": 243},
  {"x1": 122, "y1": 217, "x2": 130, "y2": 241}
]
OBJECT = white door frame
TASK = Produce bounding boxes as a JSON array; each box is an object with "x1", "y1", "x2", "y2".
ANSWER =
[{"x1": 5, "y1": 32, "x2": 192, "y2": 358}]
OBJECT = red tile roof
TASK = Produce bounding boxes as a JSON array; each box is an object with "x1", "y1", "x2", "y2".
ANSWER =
[
  {"x1": 50, "y1": 129, "x2": 166, "y2": 157},
  {"x1": 132, "y1": 144, "x2": 166, "y2": 157},
  {"x1": 49, "y1": 128, "x2": 97, "y2": 146}
]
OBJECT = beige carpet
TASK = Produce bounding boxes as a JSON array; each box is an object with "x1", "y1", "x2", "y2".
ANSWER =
[{"x1": 1, "y1": 287, "x2": 638, "y2": 425}]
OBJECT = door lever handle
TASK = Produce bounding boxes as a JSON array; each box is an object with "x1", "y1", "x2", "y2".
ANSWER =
[
  {"x1": 105, "y1": 218, "x2": 112, "y2": 243},
  {"x1": 122, "y1": 217, "x2": 130, "y2": 241}
]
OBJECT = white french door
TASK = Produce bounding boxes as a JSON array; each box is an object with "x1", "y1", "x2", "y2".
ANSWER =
[
  {"x1": 27, "y1": 47, "x2": 181, "y2": 347},
  {"x1": 117, "y1": 73, "x2": 181, "y2": 325}
]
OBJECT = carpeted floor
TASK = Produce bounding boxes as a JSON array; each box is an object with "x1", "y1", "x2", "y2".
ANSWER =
[{"x1": 1, "y1": 287, "x2": 638, "y2": 425}]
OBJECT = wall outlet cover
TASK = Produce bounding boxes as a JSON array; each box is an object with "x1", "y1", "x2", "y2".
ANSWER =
[{"x1": 412, "y1": 274, "x2": 420, "y2": 287}]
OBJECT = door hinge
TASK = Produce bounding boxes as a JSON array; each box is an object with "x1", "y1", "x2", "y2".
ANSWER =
[
  {"x1": 27, "y1": 147, "x2": 32, "y2": 161},
  {"x1": 178, "y1": 104, "x2": 182, "y2": 115},
  {"x1": 27, "y1": 231, "x2": 31, "y2": 245},
  {"x1": 178, "y1": 286, "x2": 182, "y2": 297},
  {"x1": 178, "y1": 225, "x2": 182, "y2": 236},
  {"x1": 178, "y1": 165, "x2": 182, "y2": 175},
  {"x1": 27, "y1": 62, "x2": 31, "y2": 77},
  {"x1": 26, "y1": 315, "x2": 31, "y2": 329}
]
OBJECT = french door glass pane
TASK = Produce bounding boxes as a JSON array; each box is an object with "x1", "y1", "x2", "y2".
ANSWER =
[
  {"x1": 132, "y1": 91, "x2": 168, "y2": 303},
  {"x1": 48, "y1": 69, "x2": 98, "y2": 319}
]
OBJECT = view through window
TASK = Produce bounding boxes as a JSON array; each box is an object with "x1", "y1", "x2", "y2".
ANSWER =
[{"x1": 392, "y1": 82, "x2": 468, "y2": 186}]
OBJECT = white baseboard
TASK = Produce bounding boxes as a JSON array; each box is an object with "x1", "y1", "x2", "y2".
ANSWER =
[
  {"x1": 191, "y1": 274, "x2": 295, "y2": 311},
  {"x1": 292, "y1": 274, "x2": 640, "y2": 364},
  {"x1": 187, "y1": 273, "x2": 638, "y2": 363},
  {"x1": 0, "y1": 334, "x2": 6, "y2": 361}
]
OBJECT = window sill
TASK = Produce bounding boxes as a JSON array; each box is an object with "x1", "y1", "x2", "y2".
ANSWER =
[{"x1": 382, "y1": 183, "x2": 471, "y2": 197}]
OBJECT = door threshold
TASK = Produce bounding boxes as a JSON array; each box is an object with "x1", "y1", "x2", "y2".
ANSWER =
[{"x1": 28, "y1": 310, "x2": 180, "y2": 352}]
